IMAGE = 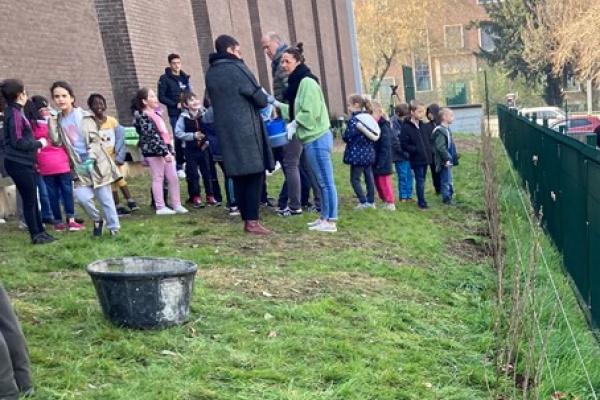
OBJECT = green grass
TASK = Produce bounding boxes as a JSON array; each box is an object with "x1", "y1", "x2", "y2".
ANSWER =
[{"x1": 0, "y1": 135, "x2": 595, "y2": 399}]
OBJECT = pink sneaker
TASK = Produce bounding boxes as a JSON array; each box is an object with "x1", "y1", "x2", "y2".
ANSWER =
[
  {"x1": 54, "y1": 223, "x2": 66, "y2": 232},
  {"x1": 68, "y1": 221, "x2": 85, "y2": 232}
]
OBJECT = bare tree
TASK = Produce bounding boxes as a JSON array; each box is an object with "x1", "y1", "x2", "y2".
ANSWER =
[
  {"x1": 354, "y1": 0, "x2": 430, "y2": 97},
  {"x1": 523, "y1": 0, "x2": 600, "y2": 83}
]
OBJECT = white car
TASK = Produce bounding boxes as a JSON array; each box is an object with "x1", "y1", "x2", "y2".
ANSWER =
[{"x1": 521, "y1": 107, "x2": 566, "y2": 126}]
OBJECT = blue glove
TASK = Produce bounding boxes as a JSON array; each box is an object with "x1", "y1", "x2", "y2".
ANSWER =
[{"x1": 75, "y1": 159, "x2": 95, "y2": 174}]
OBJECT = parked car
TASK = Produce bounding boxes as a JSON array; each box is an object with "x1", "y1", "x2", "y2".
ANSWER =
[
  {"x1": 550, "y1": 116, "x2": 600, "y2": 134},
  {"x1": 521, "y1": 107, "x2": 566, "y2": 126}
]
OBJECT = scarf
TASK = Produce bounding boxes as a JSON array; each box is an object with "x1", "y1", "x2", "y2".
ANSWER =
[{"x1": 283, "y1": 63, "x2": 319, "y2": 120}]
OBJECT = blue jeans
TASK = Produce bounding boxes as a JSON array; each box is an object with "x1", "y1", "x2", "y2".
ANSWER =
[
  {"x1": 394, "y1": 160, "x2": 413, "y2": 200},
  {"x1": 36, "y1": 175, "x2": 53, "y2": 221},
  {"x1": 413, "y1": 165, "x2": 428, "y2": 208},
  {"x1": 304, "y1": 131, "x2": 338, "y2": 221},
  {"x1": 350, "y1": 165, "x2": 374, "y2": 204},
  {"x1": 440, "y1": 166, "x2": 454, "y2": 203},
  {"x1": 43, "y1": 173, "x2": 75, "y2": 223}
]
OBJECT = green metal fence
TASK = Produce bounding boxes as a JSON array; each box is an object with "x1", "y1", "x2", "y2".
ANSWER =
[{"x1": 498, "y1": 105, "x2": 600, "y2": 328}]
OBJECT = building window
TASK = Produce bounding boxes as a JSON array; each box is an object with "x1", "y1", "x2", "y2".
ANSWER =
[
  {"x1": 414, "y1": 56, "x2": 431, "y2": 92},
  {"x1": 444, "y1": 25, "x2": 464, "y2": 49},
  {"x1": 479, "y1": 23, "x2": 496, "y2": 52}
]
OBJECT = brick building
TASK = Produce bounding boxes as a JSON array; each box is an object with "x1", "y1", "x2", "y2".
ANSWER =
[
  {"x1": 0, "y1": 0, "x2": 359, "y2": 123},
  {"x1": 380, "y1": 0, "x2": 493, "y2": 108}
]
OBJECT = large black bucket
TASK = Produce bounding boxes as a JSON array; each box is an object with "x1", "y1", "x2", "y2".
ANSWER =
[{"x1": 86, "y1": 257, "x2": 197, "y2": 329}]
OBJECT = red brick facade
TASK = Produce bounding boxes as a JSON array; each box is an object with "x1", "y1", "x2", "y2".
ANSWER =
[{"x1": 0, "y1": 0, "x2": 357, "y2": 122}]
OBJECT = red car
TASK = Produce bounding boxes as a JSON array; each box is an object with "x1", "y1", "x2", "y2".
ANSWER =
[{"x1": 550, "y1": 116, "x2": 600, "y2": 134}]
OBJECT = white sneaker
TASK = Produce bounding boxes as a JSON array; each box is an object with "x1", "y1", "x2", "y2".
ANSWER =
[
  {"x1": 177, "y1": 169, "x2": 186, "y2": 179},
  {"x1": 174, "y1": 206, "x2": 189, "y2": 214},
  {"x1": 354, "y1": 203, "x2": 367, "y2": 210},
  {"x1": 228, "y1": 206, "x2": 240, "y2": 216},
  {"x1": 312, "y1": 221, "x2": 337, "y2": 233},
  {"x1": 307, "y1": 218, "x2": 323, "y2": 227},
  {"x1": 365, "y1": 203, "x2": 376, "y2": 209},
  {"x1": 156, "y1": 207, "x2": 176, "y2": 215},
  {"x1": 0, "y1": 218, "x2": 5, "y2": 224},
  {"x1": 383, "y1": 203, "x2": 396, "y2": 211}
]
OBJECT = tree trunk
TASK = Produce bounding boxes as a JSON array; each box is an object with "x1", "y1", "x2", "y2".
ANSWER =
[
  {"x1": 370, "y1": 53, "x2": 396, "y2": 98},
  {"x1": 543, "y1": 73, "x2": 564, "y2": 106}
]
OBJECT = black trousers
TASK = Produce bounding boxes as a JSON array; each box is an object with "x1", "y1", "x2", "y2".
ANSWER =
[
  {"x1": 184, "y1": 148, "x2": 213, "y2": 200},
  {"x1": 212, "y1": 160, "x2": 234, "y2": 207},
  {"x1": 4, "y1": 159, "x2": 44, "y2": 239},
  {"x1": 0, "y1": 284, "x2": 31, "y2": 399},
  {"x1": 232, "y1": 172, "x2": 264, "y2": 221}
]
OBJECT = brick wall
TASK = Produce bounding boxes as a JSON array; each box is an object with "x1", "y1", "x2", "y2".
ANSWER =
[
  {"x1": 334, "y1": 0, "x2": 357, "y2": 102},
  {"x1": 205, "y1": 0, "x2": 259, "y2": 80},
  {"x1": 123, "y1": 0, "x2": 205, "y2": 114},
  {"x1": 1, "y1": 0, "x2": 358, "y2": 121},
  {"x1": 0, "y1": 1, "x2": 115, "y2": 116},
  {"x1": 95, "y1": 0, "x2": 139, "y2": 122}
]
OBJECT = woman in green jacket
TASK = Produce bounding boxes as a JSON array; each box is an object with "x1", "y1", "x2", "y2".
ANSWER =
[{"x1": 274, "y1": 43, "x2": 338, "y2": 233}]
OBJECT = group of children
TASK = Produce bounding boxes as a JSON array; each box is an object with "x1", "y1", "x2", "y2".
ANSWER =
[
  {"x1": 343, "y1": 96, "x2": 458, "y2": 211},
  {"x1": 0, "y1": 76, "x2": 458, "y2": 245}
]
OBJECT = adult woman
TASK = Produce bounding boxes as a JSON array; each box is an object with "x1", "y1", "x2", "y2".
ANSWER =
[
  {"x1": 275, "y1": 43, "x2": 338, "y2": 232},
  {"x1": 205, "y1": 35, "x2": 274, "y2": 235}
]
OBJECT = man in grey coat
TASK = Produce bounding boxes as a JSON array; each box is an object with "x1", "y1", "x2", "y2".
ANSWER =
[{"x1": 206, "y1": 35, "x2": 274, "y2": 235}]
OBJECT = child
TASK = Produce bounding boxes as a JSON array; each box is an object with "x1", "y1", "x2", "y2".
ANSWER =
[
  {"x1": 201, "y1": 100, "x2": 238, "y2": 215},
  {"x1": 342, "y1": 94, "x2": 380, "y2": 209},
  {"x1": 0, "y1": 79, "x2": 55, "y2": 244},
  {"x1": 47, "y1": 81, "x2": 122, "y2": 236},
  {"x1": 432, "y1": 108, "x2": 457, "y2": 205},
  {"x1": 401, "y1": 100, "x2": 432, "y2": 210},
  {"x1": 132, "y1": 87, "x2": 188, "y2": 216},
  {"x1": 26, "y1": 95, "x2": 83, "y2": 232},
  {"x1": 371, "y1": 101, "x2": 396, "y2": 211},
  {"x1": 174, "y1": 92, "x2": 217, "y2": 208},
  {"x1": 424, "y1": 104, "x2": 441, "y2": 195},
  {"x1": 391, "y1": 104, "x2": 413, "y2": 202},
  {"x1": 87, "y1": 93, "x2": 138, "y2": 216}
]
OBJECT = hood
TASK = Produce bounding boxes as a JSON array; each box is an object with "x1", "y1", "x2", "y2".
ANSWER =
[
  {"x1": 208, "y1": 52, "x2": 243, "y2": 65},
  {"x1": 164, "y1": 67, "x2": 189, "y2": 79}
]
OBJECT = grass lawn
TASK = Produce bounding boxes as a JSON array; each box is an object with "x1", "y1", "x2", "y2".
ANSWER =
[{"x1": 0, "y1": 136, "x2": 506, "y2": 399}]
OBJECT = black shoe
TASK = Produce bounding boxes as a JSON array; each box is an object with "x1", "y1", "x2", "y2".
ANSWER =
[
  {"x1": 116, "y1": 205, "x2": 131, "y2": 216},
  {"x1": 93, "y1": 220, "x2": 104, "y2": 237},
  {"x1": 75, "y1": 217, "x2": 85, "y2": 224},
  {"x1": 277, "y1": 207, "x2": 303, "y2": 217},
  {"x1": 42, "y1": 217, "x2": 54, "y2": 225},
  {"x1": 127, "y1": 200, "x2": 139, "y2": 211},
  {"x1": 32, "y1": 232, "x2": 56, "y2": 244}
]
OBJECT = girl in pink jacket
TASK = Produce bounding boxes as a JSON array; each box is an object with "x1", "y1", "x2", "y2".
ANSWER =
[{"x1": 26, "y1": 96, "x2": 83, "y2": 232}]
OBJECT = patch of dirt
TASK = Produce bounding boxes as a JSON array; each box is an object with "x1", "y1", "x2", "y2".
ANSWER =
[
  {"x1": 454, "y1": 137, "x2": 481, "y2": 153},
  {"x1": 198, "y1": 268, "x2": 392, "y2": 301},
  {"x1": 448, "y1": 237, "x2": 490, "y2": 263}
]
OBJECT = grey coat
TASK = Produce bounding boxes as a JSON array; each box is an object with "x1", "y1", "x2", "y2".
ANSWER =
[{"x1": 205, "y1": 53, "x2": 275, "y2": 177}]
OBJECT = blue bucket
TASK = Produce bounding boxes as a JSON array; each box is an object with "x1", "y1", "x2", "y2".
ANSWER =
[{"x1": 266, "y1": 119, "x2": 288, "y2": 148}]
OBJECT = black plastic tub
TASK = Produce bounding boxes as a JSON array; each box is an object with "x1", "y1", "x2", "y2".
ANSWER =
[{"x1": 86, "y1": 257, "x2": 197, "y2": 329}]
